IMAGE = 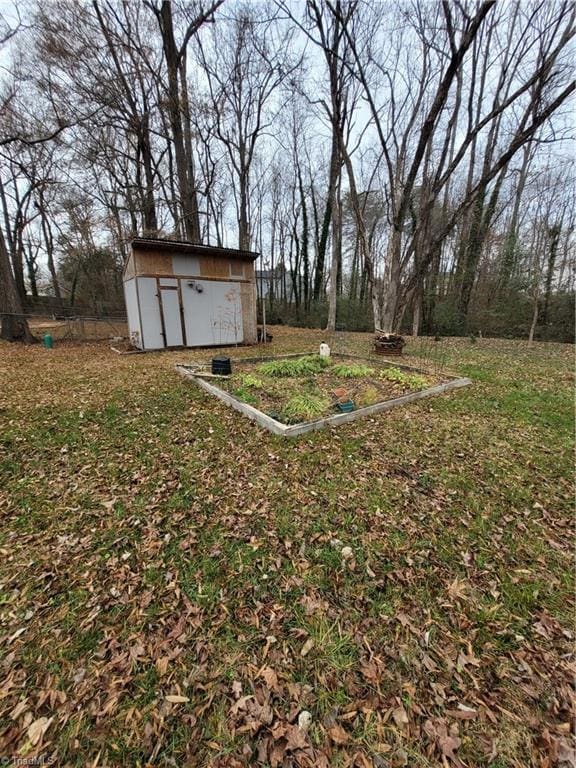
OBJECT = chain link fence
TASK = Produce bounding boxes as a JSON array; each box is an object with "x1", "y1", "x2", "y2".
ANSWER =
[
  {"x1": 2, "y1": 313, "x2": 128, "y2": 342},
  {"x1": 4, "y1": 309, "x2": 451, "y2": 377}
]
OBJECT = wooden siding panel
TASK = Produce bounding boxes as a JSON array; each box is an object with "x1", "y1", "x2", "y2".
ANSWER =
[
  {"x1": 199, "y1": 256, "x2": 230, "y2": 279},
  {"x1": 240, "y1": 281, "x2": 257, "y2": 344},
  {"x1": 134, "y1": 249, "x2": 174, "y2": 275}
]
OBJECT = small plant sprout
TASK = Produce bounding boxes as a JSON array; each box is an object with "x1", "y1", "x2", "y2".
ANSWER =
[
  {"x1": 357, "y1": 385, "x2": 380, "y2": 406},
  {"x1": 232, "y1": 387, "x2": 258, "y2": 405}
]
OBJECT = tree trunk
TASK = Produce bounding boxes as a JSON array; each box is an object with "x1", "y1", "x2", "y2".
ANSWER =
[
  {"x1": 380, "y1": 228, "x2": 402, "y2": 331},
  {"x1": 159, "y1": 1, "x2": 201, "y2": 242},
  {"x1": 140, "y1": 117, "x2": 159, "y2": 233},
  {"x1": 314, "y1": 133, "x2": 338, "y2": 302},
  {"x1": 40, "y1": 208, "x2": 62, "y2": 301},
  {"x1": 326, "y1": 179, "x2": 341, "y2": 331},
  {"x1": 528, "y1": 296, "x2": 539, "y2": 344},
  {"x1": 499, "y1": 143, "x2": 532, "y2": 293},
  {"x1": 297, "y1": 164, "x2": 310, "y2": 311},
  {"x1": 0, "y1": 225, "x2": 34, "y2": 342},
  {"x1": 541, "y1": 224, "x2": 561, "y2": 329},
  {"x1": 412, "y1": 287, "x2": 421, "y2": 337},
  {"x1": 238, "y1": 163, "x2": 250, "y2": 251}
]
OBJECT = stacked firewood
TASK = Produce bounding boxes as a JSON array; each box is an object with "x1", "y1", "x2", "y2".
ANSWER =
[{"x1": 374, "y1": 330, "x2": 405, "y2": 355}]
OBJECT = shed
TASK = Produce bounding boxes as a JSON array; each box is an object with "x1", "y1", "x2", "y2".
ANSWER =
[{"x1": 123, "y1": 237, "x2": 259, "y2": 350}]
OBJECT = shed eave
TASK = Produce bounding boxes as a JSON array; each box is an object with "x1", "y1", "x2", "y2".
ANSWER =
[{"x1": 131, "y1": 236, "x2": 260, "y2": 262}]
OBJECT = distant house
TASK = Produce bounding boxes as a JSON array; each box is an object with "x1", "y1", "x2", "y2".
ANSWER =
[
  {"x1": 123, "y1": 237, "x2": 259, "y2": 350},
  {"x1": 256, "y1": 264, "x2": 293, "y2": 302}
]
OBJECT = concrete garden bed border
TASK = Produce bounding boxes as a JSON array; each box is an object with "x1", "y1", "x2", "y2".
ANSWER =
[{"x1": 175, "y1": 353, "x2": 471, "y2": 437}]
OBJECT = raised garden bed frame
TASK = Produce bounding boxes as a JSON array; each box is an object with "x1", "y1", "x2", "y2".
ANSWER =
[{"x1": 176, "y1": 353, "x2": 472, "y2": 438}]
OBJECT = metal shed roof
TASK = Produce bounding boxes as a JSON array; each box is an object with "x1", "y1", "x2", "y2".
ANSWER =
[{"x1": 131, "y1": 237, "x2": 260, "y2": 262}]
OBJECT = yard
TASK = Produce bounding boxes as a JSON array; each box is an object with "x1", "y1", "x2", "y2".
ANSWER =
[{"x1": 0, "y1": 328, "x2": 574, "y2": 767}]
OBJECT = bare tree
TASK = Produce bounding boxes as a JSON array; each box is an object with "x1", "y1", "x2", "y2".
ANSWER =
[
  {"x1": 196, "y1": 3, "x2": 298, "y2": 251},
  {"x1": 146, "y1": 0, "x2": 223, "y2": 242}
]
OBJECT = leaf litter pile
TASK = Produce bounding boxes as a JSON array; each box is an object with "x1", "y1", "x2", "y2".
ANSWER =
[{"x1": 0, "y1": 328, "x2": 574, "y2": 767}]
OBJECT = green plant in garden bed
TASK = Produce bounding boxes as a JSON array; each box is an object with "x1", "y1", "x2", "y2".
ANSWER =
[
  {"x1": 257, "y1": 355, "x2": 330, "y2": 377},
  {"x1": 330, "y1": 362, "x2": 375, "y2": 378},
  {"x1": 281, "y1": 392, "x2": 331, "y2": 423},
  {"x1": 232, "y1": 387, "x2": 258, "y2": 405},
  {"x1": 356, "y1": 385, "x2": 381, "y2": 407},
  {"x1": 380, "y1": 366, "x2": 429, "y2": 390},
  {"x1": 236, "y1": 373, "x2": 264, "y2": 389}
]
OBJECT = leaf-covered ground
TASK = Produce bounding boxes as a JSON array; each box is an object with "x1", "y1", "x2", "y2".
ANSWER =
[{"x1": 0, "y1": 328, "x2": 574, "y2": 767}]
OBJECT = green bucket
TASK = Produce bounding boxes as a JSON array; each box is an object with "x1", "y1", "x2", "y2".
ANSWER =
[{"x1": 43, "y1": 333, "x2": 53, "y2": 349}]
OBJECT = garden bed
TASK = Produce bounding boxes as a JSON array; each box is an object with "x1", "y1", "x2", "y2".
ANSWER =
[{"x1": 176, "y1": 353, "x2": 471, "y2": 436}]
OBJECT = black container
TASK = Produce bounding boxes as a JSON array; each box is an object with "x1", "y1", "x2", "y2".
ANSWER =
[{"x1": 212, "y1": 356, "x2": 232, "y2": 376}]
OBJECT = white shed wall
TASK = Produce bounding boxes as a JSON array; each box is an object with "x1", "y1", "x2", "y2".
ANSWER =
[
  {"x1": 123, "y1": 278, "x2": 142, "y2": 349},
  {"x1": 137, "y1": 277, "x2": 164, "y2": 349}
]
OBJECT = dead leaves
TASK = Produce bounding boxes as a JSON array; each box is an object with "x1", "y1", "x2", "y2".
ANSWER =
[
  {"x1": 226, "y1": 687, "x2": 321, "y2": 767},
  {"x1": 424, "y1": 718, "x2": 463, "y2": 766},
  {"x1": 327, "y1": 722, "x2": 350, "y2": 745},
  {"x1": 300, "y1": 637, "x2": 315, "y2": 658},
  {"x1": 392, "y1": 705, "x2": 409, "y2": 730},
  {"x1": 164, "y1": 694, "x2": 189, "y2": 704},
  {"x1": 27, "y1": 716, "x2": 53, "y2": 746},
  {"x1": 0, "y1": 334, "x2": 574, "y2": 766},
  {"x1": 257, "y1": 665, "x2": 280, "y2": 692}
]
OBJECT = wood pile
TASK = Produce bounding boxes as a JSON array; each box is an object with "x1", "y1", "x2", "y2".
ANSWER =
[{"x1": 374, "y1": 330, "x2": 405, "y2": 356}]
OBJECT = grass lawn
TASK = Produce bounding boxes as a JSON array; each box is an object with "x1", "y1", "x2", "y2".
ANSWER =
[{"x1": 0, "y1": 327, "x2": 573, "y2": 767}]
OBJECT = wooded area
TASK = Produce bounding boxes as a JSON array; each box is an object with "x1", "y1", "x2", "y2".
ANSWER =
[{"x1": 0, "y1": 0, "x2": 574, "y2": 342}]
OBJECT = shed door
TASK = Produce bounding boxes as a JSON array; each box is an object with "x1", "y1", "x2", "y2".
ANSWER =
[
  {"x1": 182, "y1": 280, "x2": 243, "y2": 346},
  {"x1": 182, "y1": 279, "x2": 214, "y2": 345},
  {"x1": 210, "y1": 281, "x2": 243, "y2": 345},
  {"x1": 160, "y1": 288, "x2": 183, "y2": 347}
]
